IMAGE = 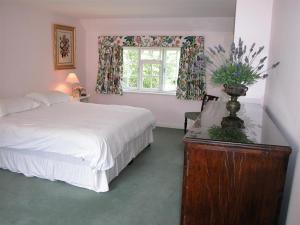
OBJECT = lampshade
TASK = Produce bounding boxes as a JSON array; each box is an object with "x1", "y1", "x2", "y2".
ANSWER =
[{"x1": 65, "y1": 73, "x2": 80, "y2": 84}]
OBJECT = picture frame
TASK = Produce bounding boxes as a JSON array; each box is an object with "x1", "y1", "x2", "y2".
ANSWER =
[{"x1": 53, "y1": 24, "x2": 76, "y2": 70}]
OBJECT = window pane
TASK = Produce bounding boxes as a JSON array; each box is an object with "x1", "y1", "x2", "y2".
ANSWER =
[
  {"x1": 164, "y1": 49, "x2": 180, "y2": 91},
  {"x1": 152, "y1": 64, "x2": 160, "y2": 75},
  {"x1": 129, "y1": 76, "x2": 138, "y2": 88},
  {"x1": 143, "y1": 64, "x2": 152, "y2": 76},
  {"x1": 142, "y1": 63, "x2": 161, "y2": 89},
  {"x1": 123, "y1": 47, "x2": 180, "y2": 93},
  {"x1": 143, "y1": 76, "x2": 152, "y2": 88},
  {"x1": 141, "y1": 49, "x2": 162, "y2": 60},
  {"x1": 123, "y1": 48, "x2": 139, "y2": 88},
  {"x1": 142, "y1": 63, "x2": 161, "y2": 76},
  {"x1": 152, "y1": 76, "x2": 159, "y2": 88},
  {"x1": 142, "y1": 76, "x2": 160, "y2": 89}
]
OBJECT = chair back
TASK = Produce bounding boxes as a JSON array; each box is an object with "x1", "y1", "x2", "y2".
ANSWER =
[{"x1": 201, "y1": 94, "x2": 219, "y2": 112}]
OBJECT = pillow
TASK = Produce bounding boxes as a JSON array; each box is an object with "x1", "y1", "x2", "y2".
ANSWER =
[
  {"x1": 26, "y1": 91, "x2": 71, "y2": 106},
  {"x1": 0, "y1": 97, "x2": 40, "y2": 117}
]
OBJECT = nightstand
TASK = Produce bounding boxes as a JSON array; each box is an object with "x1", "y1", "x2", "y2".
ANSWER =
[{"x1": 73, "y1": 95, "x2": 90, "y2": 103}]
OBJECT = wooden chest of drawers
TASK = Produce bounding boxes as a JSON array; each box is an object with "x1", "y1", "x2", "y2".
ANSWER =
[{"x1": 181, "y1": 102, "x2": 291, "y2": 225}]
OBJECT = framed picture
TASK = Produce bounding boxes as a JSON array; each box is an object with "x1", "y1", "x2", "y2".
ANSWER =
[{"x1": 53, "y1": 24, "x2": 76, "y2": 70}]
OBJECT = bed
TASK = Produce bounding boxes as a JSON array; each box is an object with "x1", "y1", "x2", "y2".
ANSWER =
[{"x1": 0, "y1": 100, "x2": 155, "y2": 192}]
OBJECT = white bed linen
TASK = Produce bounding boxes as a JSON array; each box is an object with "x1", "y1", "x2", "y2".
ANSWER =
[
  {"x1": 0, "y1": 126, "x2": 153, "y2": 192},
  {"x1": 0, "y1": 102, "x2": 155, "y2": 171}
]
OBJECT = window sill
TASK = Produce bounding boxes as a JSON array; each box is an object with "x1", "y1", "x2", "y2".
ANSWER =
[{"x1": 123, "y1": 90, "x2": 176, "y2": 96}]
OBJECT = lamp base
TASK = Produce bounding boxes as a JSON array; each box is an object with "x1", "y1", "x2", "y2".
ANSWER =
[{"x1": 71, "y1": 85, "x2": 80, "y2": 98}]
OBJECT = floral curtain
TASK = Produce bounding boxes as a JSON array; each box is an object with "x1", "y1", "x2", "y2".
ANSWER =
[
  {"x1": 96, "y1": 37, "x2": 123, "y2": 94},
  {"x1": 96, "y1": 36, "x2": 205, "y2": 99},
  {"x1": 176, "y1": 37, "x2": 206, "y2": 100}
]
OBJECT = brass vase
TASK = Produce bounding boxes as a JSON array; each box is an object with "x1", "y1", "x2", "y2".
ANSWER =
[{"x1": 221, "y1": 84, "x2": 248, "y2": 129}]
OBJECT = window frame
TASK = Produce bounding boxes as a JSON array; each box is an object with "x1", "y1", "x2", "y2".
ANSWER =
[{"x1": 122, "y1": 47, "x2": 180, "y2": 95}]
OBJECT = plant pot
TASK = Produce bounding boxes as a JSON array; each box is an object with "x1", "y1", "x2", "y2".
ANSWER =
[
  {"x1": 224, "y1": 84, "x2": 248, "y2": 97},
  {"x1": 221, "y1": 84, "x2": 248, "y2": 129}
]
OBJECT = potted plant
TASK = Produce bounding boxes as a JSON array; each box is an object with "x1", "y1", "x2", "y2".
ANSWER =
[
  {"x1": 205, "y1": 38, "x2": 280, "y2": 128},
  {"x1": 208, "y1": 126, "x2": 253, "y2": 144}
]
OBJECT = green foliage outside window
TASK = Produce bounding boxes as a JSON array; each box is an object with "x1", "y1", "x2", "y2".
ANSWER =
[
  {"x1": 123, "y1": 49, "x2": 139, "y2": 88},
  {"x1": 143, "y1": 64, "x2": 160, "y2": 89},
  {"x1": 123, "y1": 48, "x2": 180, "y2": 91}
]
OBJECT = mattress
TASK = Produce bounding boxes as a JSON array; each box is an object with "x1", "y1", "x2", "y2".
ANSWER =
[{"x1": 0, "y1": 102, "x2": 155, "y2": 171}]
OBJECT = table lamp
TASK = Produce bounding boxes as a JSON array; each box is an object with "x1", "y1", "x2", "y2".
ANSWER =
[{"x1": 65, "y1": 72, "x2": 80, "y2": 97}]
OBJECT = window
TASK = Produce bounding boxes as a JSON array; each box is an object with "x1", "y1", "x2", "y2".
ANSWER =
[{"x1": 123, "y1": 47, "x2": 181, "y2": 94}]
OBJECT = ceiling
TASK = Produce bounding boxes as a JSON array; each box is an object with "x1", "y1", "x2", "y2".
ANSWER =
[{"x1": 6, "y1": 0, "x2": 236, "y2": 18}]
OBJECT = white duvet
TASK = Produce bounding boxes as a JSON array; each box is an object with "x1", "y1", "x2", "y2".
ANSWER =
[{"x1": 0, "y1": 102, "x2": 155, "y2": 171}]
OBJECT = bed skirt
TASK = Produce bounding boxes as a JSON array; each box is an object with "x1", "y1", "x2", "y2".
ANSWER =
[{"x1": 0, "y1": 126, "x2": 153, "y2": 192}]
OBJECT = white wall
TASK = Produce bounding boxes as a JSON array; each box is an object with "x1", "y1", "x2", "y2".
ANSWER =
[
  {"x1": 0, "y1": 2, "x2": 86, "y2": 98},
  {"x1": 234, "y1": 0, "x2": 274, "y2": 104},
  {"x1": 80, "y1": 17, "x2": 234, "y2": 128},
  {"x1": 264, "y1": 0, "x2": 300, "y2": 224}
]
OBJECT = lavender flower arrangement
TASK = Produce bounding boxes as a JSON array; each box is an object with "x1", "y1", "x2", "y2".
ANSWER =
[{"x1": 205, "y1": 38, "x2": 280, "y2": 86}]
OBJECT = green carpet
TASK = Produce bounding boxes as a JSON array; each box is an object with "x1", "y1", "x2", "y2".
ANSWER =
[{"x1": 0, "y1": 127, "x2": 184, "y2": 225}]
